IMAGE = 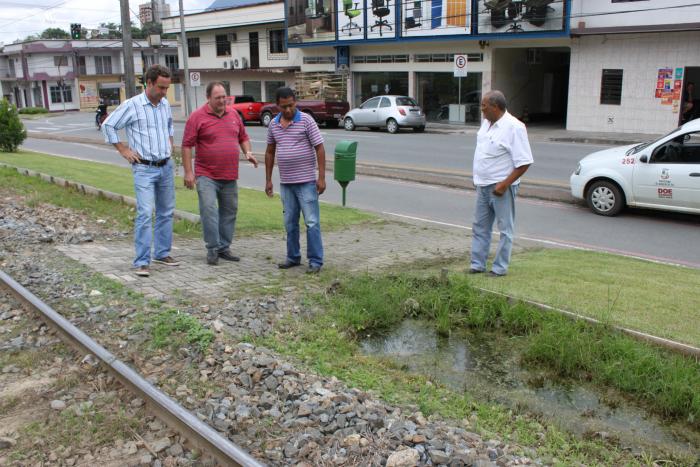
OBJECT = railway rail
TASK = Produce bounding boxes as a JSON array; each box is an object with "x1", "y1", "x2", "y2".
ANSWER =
[{"x1": 0, "y1": 269, "x2": 264, "y2": 467}]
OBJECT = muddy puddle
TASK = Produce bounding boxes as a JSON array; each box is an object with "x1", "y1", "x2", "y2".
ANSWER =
[{"x1": 360, "y1": 320, "x2": 700, "y2": 460}]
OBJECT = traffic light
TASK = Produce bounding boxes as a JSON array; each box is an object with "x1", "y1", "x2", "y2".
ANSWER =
[{"x1": 70, "y1": 23, "x2": 81, "y2": 40}]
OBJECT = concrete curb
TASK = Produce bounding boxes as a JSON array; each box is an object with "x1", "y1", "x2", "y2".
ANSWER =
[
  {"x1": 0, "y1": 163, "x2": 201, "y2": 224},
  {"x1": 25, "y1": 131, "x2": 578, "y2": 204}
]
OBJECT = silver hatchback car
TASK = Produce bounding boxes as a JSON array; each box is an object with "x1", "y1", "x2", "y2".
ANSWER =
[{"x1": 343, "y1": 95, "x2": 426, "y2": 133}]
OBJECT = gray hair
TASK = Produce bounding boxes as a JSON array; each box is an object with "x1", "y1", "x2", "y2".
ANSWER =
[{"x1": 483, "y1": 90, "x2": 507, "y2": 111}]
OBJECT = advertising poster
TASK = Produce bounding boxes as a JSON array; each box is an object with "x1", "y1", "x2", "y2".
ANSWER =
[
  {"x1": 337, "y1": 0, "x2": 365, "y2": 40},
  {"x1": 477, "y1": 0, "x2": 566, "y2": 35},
  {"x1": 287, "y1": 0, "x2": 337, "y2": 44},
  {"x1": 656, "y1": 78, "x2": 664, "y2": 89},
  {"x1": 674, "y1": 80, "x2": 682, "y2": 91},
  {"x1": 79, "y1": 81, "x2": 98, "y2": 107},
  {"x1": 402, "y1": 0, "x2": 471, "y2": 37},
  {"x1": 661, "y1": 98, "x2": 672, "y2": 105},
  {"x1": 675, "y1": 67, "x2": 684, "y2": 80},
  {"x1": 655, "y1": 89, "x2": 663, "y2": 98},
  {"x1": 658, "y1": 68, "x2": 673, "y2": 79},
  {"x1": 664, "y1": 79, "x2": 673, "y2": 91},
  {"x1": 366, "y1": 0, "x2": 396, "y2": 39}
]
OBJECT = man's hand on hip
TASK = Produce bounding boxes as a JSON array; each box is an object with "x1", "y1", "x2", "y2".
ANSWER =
[
  {"x1": 119, "y1": 147, "x2": 140, "y2": 164},
  {"x1": 317, "y1": 178, "x2": 326, "y2": 195}
]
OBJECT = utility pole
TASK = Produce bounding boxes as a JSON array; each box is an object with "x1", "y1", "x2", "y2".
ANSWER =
[
  {"x1": 179, "y1": 0, "x2": 192, "y2": 116},
  {"x1": 120, "y1": 0, "x2": 136, "y2": 99}
]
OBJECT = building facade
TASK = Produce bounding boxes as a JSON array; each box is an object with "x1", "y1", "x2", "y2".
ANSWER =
[
  {"x1": 0, "y1": 39, "x2": 180, "y2": 111},
  {"x1": 568, "y1": 0, "x2": 700, "y2": 133},
  {"x1": 290, "y1": 0, "x2": 572, "y2": 125},
  {"x1": 162, "y1": 0, "x2": 302, "y2": 113}
]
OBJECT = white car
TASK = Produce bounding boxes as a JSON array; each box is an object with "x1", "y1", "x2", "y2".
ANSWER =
[
  {"x1": 343, "y1": 95, "x2": 426, "y2": 133},
  {"x1": 570, "y1": 119, "x2": 700, "y2": 216}
]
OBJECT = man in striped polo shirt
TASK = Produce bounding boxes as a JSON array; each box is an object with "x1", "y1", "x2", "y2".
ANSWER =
[
  {"x1": 265, "y1": 87, "x2": 326, "y2": 274},
  {"x1": 102, "y1": 64, "x2": 179, "y2": 277},
  {"x1": 182, "y1": 82, "x2": 258, "y2": 265}
]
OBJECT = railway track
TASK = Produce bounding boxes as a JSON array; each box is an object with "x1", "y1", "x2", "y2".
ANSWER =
[{"x1": 0, "y1": 269, "x2": 264, "y2": 467}]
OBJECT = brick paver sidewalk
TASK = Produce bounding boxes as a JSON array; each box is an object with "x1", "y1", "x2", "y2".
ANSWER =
[{"x1": 57, "y1": 219, "x2": 524, "y2": 300}]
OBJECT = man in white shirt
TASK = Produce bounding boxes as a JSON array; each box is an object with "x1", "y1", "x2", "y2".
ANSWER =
[{"x1": 469, "y1": 90, "x2": 533, "y2": 277}]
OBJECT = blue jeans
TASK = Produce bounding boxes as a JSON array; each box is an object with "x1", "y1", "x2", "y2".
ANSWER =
[
  {"x1": 196, "y1": 176, "x2": 238, "y2": 254},
  {"x1": 470, "y1": 184, "x2": 519, "y2": 275},
  {"x1": 280, "y1": 181, "x2": 323, "y2": 268},
  {"x1": 131, "y1": 160, "x2": 175, "y2": 267}
]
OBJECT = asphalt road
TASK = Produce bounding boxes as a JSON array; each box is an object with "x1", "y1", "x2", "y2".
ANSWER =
[
  {"x1": 23, "y1": 113, "x2": 612, "y2": 186},
  {"x1": 18, "y1": 137, "x2": 700, "y2": 269}
]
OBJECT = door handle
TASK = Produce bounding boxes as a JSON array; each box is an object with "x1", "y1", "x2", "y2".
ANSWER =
[{"x1": 690, "y1": 173, "x2": 700, "y2": 177}]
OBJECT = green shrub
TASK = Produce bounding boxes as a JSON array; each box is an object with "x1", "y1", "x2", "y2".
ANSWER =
[
  {"x1": 18, "y1": 107, "x2": 49, "y2": 115},
  {"x1": 0, "y1": 99, "x2": 27, "y2": 152}
]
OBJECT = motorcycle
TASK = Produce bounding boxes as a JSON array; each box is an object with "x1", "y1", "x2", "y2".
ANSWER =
[{"x1": 95, "y1": 103, "x2": 108, "y2": 130}]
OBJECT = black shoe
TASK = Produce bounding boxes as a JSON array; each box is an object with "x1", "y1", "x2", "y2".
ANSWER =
[
  {"x1": 468, "y1": 268, "x2": 485, "y2": 274},
  {"x1": 306, "y1": 265, "x2": 322, "y2": 274},
  {"x1": 278, "y1": 260, "x2": 301, "y2": 269},
  {"x1": 488, "y1": 271, "x2": 506, "y2": 277},
  {"x1": 218, "y1": 250, "x2": 240, "y2": 262},
  {"x1": 207, "y1": 250, "x2": 219, "y2": 265}
]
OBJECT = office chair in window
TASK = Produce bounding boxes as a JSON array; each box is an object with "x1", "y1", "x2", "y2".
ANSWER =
[
  {"x1": 405, "y1": 0, "x2": 422, "y2": 29},
  {"x1": 522, "y1": 0, "x2": 554, "y2": 27},
  {"x1": 484, "y1": 0, "x2": 511, "y2": 29},
  {"x1": 371, "y1": 0, "x2": 392, "y2": 36},
  {"x1": 340, "y1": 0, "x2": 362, "y2": 35}
]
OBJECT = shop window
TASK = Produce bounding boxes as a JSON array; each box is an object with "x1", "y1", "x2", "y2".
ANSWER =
[
  {"x1": 50, "y1": 85, "x2": 72, "y2": 103},
  {"x1": 243, "y1": 81, "x2": 262, "y2": 101},
  {"x1": 216, "y1": 35, "x2": 231, "y2": 56},
  {"x1": 188, "y1": 37, "x2": 200, "y2": 58},
  {"x1": 265, "y1": 81, "x2": 286, "y2": 100},
  {"x1": 600, "y1": 69, "x2": 623, "y2": 105}
]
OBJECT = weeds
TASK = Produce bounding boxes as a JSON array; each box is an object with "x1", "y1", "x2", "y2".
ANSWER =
[{"x1": 150, "y1": 309, "x2": 214, "y2": 352}]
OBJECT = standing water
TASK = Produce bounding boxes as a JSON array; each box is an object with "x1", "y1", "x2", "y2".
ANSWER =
[{"x1": 360, "y1": 320, "x2": 700, "y2": 459}]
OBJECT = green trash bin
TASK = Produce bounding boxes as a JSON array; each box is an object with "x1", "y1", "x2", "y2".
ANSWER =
[{"x1": 334, "y1": 140, "x2": 358, "y2": 206}]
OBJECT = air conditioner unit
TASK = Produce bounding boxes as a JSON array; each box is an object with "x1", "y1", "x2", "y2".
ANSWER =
[
  {"x1": 227, "y1": 33, "x2": 237, "y2": 42},
  {"x1": 241, "y1": 57, "x2": 248, "y2": 69},
  {"x1": 223, "y1": 61, "x2": 229, "y2": 69},
  {"x1": 232, "y1": 58, "x2": 240, "y2": 69}
]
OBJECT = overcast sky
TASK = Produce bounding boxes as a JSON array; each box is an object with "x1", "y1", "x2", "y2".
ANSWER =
[{"x1": 0, "y1": 0, "x2": 211, "y2": 45}]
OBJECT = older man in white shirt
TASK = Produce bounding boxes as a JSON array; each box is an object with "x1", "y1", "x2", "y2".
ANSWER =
[{"x1": 469, "y1": 90, "x2": 533, "y2": 277}]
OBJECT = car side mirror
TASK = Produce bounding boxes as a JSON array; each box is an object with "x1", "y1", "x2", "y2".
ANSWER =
[{"x1": 639, "y1": 155, "x2": 648, "y2": 163}]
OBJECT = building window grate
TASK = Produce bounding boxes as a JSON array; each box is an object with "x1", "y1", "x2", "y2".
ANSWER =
[
  {"x1": 303, "y1": 56, "x2": 335, "y2": 64},
  {"x1": 414, "y1": 53, "x2": 483, "y2": 63},
  {"x1": 600, "y1": 69, "x2": 623, "y2": 105},
  {"x1": 352, "y1": 54, "x2": 410, "y2": 64}
]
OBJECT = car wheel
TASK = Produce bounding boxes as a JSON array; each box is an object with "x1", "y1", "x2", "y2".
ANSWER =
[
  {"x1": 344, "y1": 117, "x2": 355, "y2": 131},
  {"x1": 413, "y1": 125, "x2": 425, "y2": 133},
  {"x1": 261, "y1": 112, "x2": 273, "y2": 127},
  {"x1": 387, "y1": 118, "x2": 399, "y2": 134},
  {"x1": 587, "y1": 180, "x2": 625, "y2": 216}
]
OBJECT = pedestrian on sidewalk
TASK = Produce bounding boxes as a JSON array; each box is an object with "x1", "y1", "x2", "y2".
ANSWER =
[
  {"x1": 469, "y1": 90, "x2": 533, "y2": 277},
  {"x1": 264, "y1": 87, "x2": 326, "y2": 274},
  {"x1": 102, "y1": 64, "x2": 180, "y2": 277},
  {"x1": 181, "y1": 82, "x2": 258, "y2": 266}
]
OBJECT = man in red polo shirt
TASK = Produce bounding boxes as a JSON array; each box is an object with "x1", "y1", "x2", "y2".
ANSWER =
[{"x1": 182, "y1": 81, "x2": 258, "y2": 265}]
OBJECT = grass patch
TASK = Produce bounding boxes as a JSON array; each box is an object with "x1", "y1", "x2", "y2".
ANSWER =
[
  {"x1": 261, "y1": 271, "x2": 700, "y2": 463},
  {"x1": 465, "y1": 248, "x2": 700, "y2": 346},
  {"x1": 323, "y1": 273, "x2": 700, "y2": 427},
  {"x1": 0, "y1": 151, "x2": 375, "y2": 235},
  {"x1": 149, "y1": 309, "x2": 214, "y2": 352}
]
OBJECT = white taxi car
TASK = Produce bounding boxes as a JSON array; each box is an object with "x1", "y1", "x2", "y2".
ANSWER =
[{"x1": 570, "y1": 119, "x2": 700, "y2": 216}]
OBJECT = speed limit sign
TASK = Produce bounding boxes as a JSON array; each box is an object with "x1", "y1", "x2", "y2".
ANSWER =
[
  {"x1": 453, "y1": 54, "x2": 468, "y2": 77},
  {"x1": 190, "y1": 71, "x2": 201, "y2": 87}
]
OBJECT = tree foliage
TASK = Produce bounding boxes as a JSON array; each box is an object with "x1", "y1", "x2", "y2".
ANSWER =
[
  {"x1": 40, "y1": 28, "x2": 70, "y2": 39},
  {"x1": 0, "y1": 99, "x2": 27, "y2": 152}
]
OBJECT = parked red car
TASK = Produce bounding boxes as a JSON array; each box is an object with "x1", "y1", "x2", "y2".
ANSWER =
[
  {"x1": 259, "y1": 100, "x2": 350, "y2": 127},
  {"x1": 224, "y1": 95, "x2": 267, "y2": 123}
]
